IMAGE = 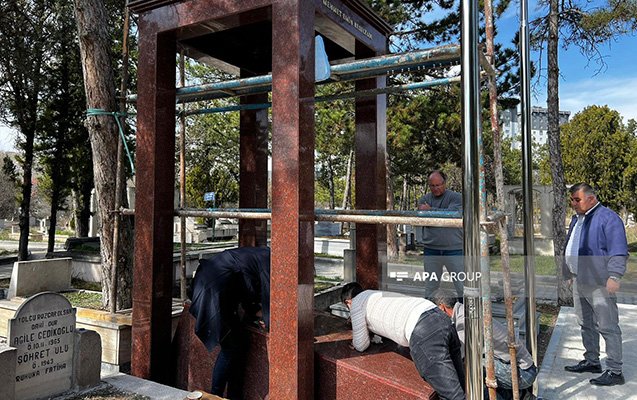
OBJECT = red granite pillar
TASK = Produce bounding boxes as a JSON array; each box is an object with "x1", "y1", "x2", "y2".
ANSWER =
[
  {"x1": 131, "y1": 25, "x2": 176, "y2": 384},
  {"x1": 355, "y1": 43, "x2": 387, "y2": 290},
  {"x1": 270, "y1": 0, "x2": 315, "y2": 398},
  {"x1": 239, "y1": 86, "x2": 269, "y2": 247}
]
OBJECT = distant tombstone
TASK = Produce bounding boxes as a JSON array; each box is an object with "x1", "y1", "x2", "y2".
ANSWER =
[
  {"x1": 39, "y1": 218, "x2": 49, "y2": 234},
  {"x1": 314, "y1": 221, "x2": 342, "y2": 237},
  {"x1": 8, "y1": 292, "x2": 76, "y2": 400}
]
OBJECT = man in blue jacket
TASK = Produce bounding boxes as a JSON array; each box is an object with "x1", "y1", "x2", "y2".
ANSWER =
[
  {"x1": 189, "y1": 246, "x2": 270, "y2": 399},
  {"x1": 562, "y1": 183, "x2": 628, "y2": 386}
]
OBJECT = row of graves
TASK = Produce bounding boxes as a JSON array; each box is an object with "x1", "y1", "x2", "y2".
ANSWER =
[{"x1": 0, "y1": 291, "x2": 101, "y2": 400}]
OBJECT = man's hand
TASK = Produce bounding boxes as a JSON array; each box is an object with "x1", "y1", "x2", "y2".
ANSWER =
[
  {"x1": 418, "y1": 203, "x2": 431, "y2": 211},
  {"x1": 606, "y1": 278, "x2": 621, "y2": 294}
]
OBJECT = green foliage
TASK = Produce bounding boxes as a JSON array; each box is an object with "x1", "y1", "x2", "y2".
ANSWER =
[
  {"x1": 0, "y1": 155, "x2": 18, "y2": 218},
  {"x1": 387, "y1": 87, "x2": 462, "y2": 187},
  {"x1": 531, "y1": 0, "x2": 637, "y2": 72},
  {"x1": 181, "y1": 58, "x2": 242, "y2": 209},
  {"x1": 315, "y1": 83, "x2": 355, "y2": 208},
  {"x1": 621, "y1": 119, "x2": 637, "y2": 218},
  {"x1": 500, "y1": 137, "x2": 523, "y2": 185},
  {"x1": 578, "y1": 0, "x2": 637, "y2": 42},
  {"x1": 557, "y1": 105, "x2": 636, "y2": 212}
]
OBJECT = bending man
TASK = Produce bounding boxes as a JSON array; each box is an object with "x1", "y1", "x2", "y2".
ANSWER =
[
  {"x1": 342, "y1": 282, "x2": 465, "y2": 400},
  {"x1": 189, "y1": 246, "x2": 270, "y2": 399},
  {"x1": 433, "y1": 289, "x2": 537, "y2": 400}
]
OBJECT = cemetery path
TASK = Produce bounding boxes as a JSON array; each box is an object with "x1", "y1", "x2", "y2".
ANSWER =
[{"x1": 537, "y1": 304, "x2": 637, "y2": 400}]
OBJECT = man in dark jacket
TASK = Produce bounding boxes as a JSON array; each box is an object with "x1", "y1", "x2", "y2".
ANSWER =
[
  {"x1": 562, "y1": 183, "x2": 628, "y2": 386},
  {"x1": 189, "y1": 246, "x2": 270, "y2": 398}
]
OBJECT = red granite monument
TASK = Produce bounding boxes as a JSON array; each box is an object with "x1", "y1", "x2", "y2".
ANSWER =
[{"x1": 127, "y1": 1, "x2": 438, "y2": 398}]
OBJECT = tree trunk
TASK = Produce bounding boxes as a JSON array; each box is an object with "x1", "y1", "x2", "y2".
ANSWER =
[
  {"x1": 400, "y1": 177, "x2": 408, "y2": 211},
  {"x1": 47, "y1": 184, "x2": 61, "y2": 253},
  {"x1": 73, "y1": 0, "x2": 133, "y2": 309},
  {"x1": 72, "y1": 185, "x2": 92, "y2": 237},
  {"x1": 484, "y1": 0, "x2": 502, "y2": 397},
  {"x1": 342, "y1": 149, "x2": 353, "y2": 210},
  {"x1": 18, "y1": 135, "x2": 34, "y2": 261},
  {"x1": 548, "y1": 0, "x2": 571, "y2": 306},
  {"x1": 328, "y1": 162, "x2": 336, "y2": 209},
  {"x1": 385, "y1": 151, "x2": 399, "y2": 260}
]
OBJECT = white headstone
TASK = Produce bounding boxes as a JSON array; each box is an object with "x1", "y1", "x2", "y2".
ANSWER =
[{"x1": 8, "y1": 292, "x2": 76, "y2": 400}]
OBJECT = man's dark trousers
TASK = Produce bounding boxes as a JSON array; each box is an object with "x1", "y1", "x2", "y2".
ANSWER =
[{"x1": 409, "y1": 307, "x2": 465, "y2": 400}]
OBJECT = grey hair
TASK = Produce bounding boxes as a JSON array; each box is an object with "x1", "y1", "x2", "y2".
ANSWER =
[
  {"x1": 430, "y1": 288, "x2": 458, "y2": 309},
  {"x1": 569, "y1": 183, "x2": 596, "y2": 197},
  {"x1": 429, "y1": 170, "x2": 447, "y2": 182}
]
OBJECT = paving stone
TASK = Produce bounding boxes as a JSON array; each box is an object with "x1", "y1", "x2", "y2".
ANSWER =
[{"x1": 537, "y1": 304, "x2": 637, "y2": 399}]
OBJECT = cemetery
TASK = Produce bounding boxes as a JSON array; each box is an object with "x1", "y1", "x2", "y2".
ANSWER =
[{"x1": 0, "y1": 0, "x2": 636, "y2": 399}]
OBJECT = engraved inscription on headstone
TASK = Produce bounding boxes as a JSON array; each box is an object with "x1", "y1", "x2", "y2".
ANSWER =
[{"x1": 8, "y1": 292, "x2": 76, "y2": 400}]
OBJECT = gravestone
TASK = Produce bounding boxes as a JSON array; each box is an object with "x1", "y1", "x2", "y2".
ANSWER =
[
  {"x1": 314, "y1": 221, "x2": 342, "y2": 237},
  {"x1": 7, "y1": 258, "x2": 72, "y2": 299},
  {"x1": 8, "y1": 292, "x2": 76, "y2": 400}
]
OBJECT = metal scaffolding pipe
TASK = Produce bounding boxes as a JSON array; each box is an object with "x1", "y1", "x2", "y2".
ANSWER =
[
  {"x1": 315, "y1": 214, "x2": 461, "y2": 227},
  {"x1": 126, "y1": 45, "x2": 465, "y2": 104},
  {"x1": 120, "y1": 207, "x2": 512, "y2": 228},
  {"x1": 520, "y1": 0, "x2": 538, "y2": 373},
  {"x1": 182, "y1": 76, "x2": 461, "y2": 116},
  {"x1": 462, "y1": 0, "x2": 484, "y2": 397},
  {"x1": 187, "y1": 45, "x2": 460, "y2": 103}
]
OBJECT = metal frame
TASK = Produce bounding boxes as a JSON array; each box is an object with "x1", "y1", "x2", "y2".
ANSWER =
[
  {"x1": 125, "y1": 43, "x2": 496, "y2": 105},
  {"x1": 120, "y1": 207, "x2": 506, "y2": 229}
]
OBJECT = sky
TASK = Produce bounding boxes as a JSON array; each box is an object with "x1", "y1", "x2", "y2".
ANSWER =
[
  {"x1": 502, "y1": 0, "x2": 637, "y2": 121},
  {"x1": 1, "y1": 0, "x2": 635, "y2": 151},
  {"x1": 0, "y1": 125, "x2": 13, "y2": 152}
]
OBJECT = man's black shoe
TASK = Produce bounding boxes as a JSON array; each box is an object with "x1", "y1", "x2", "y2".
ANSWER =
[
  {"x1": 564, "y1": 360, "x2": 602, "y2": 373},
  {"x1": 590, "y1": 370, "x2": 625, "y2": 386}
]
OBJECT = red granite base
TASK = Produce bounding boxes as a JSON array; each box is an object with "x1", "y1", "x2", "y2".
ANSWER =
[{"x1": 173, "y1": 309, "x2": 437, "y2": 400}]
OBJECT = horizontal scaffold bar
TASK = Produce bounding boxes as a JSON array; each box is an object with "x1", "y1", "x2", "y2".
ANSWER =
[
  {"x1": 119, "y1": 207, "x2": 510, "y2": 228},
  {"x1": 127, "y1": 44, "x2": 484, "y2": 105},
  {"x1": 183, "y1": 76, "x2": 461, "y2": 116}
]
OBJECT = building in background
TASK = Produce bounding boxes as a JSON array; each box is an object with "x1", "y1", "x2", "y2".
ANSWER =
[{"x1": 501, "y1": 106, "x2": 570, "y2": 149}]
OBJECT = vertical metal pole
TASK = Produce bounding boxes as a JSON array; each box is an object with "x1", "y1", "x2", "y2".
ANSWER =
[
  {"x1": 462, "y1": 0, "x2": 484, "y2": 397},
  {"x1": 179, "y1": 50, "x2": 187, "y2": 301},
  {"x1": 520, "y1": 0, "x2": 538, "y2": 367}
]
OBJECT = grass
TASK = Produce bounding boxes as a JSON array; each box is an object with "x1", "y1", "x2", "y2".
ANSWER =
[
  {"x1": 72, "y1": 278, "x2": 102, "y2": 292},
  {"x1": 537, "y1": 303, "x2": 560, "y2": 366},
  {"x1": 315, "y1": 252, "x2": 344, "y2": 259},
  {"x1": 315, "y1": 275, "x2": 342, "y2": 282},
  {"x1": 315, "y1": 281, "x2": 338, "y2": 292},
  {"x1": 62, "y1": 291, "x2": 104, "y2": 310},
  {"x1": 489, "y1": 255, "x2": 557, "y2": 276}
]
